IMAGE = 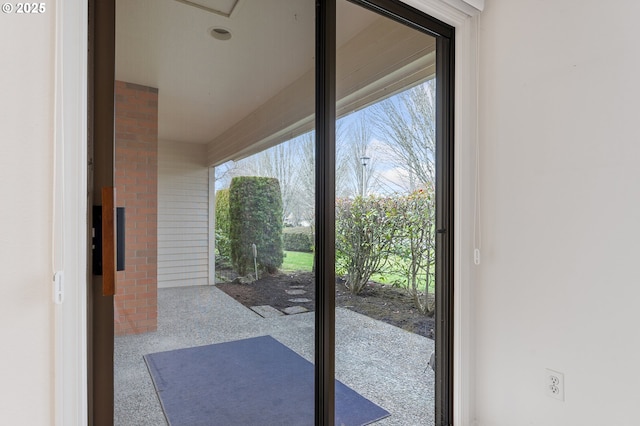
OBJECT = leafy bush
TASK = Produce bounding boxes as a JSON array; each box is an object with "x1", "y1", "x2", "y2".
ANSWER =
[
  {"x1": 229, "y1": 176, "x2": 284, "y2": 275},
  {"x1": 335, "y1": 190, "x2": 436, "y2": 313},
  {"x1": 335, "y1": 196, "x2": 398, "y2": 294},
  {"x1": 391, "y1": 188, "x2": 436, "y2": 314},
  {"x1": 282, "y1": 227, "x2": 314, "y2": 252},
  {"x1": 215, "y1": 189, "x2": 231, "y2": 260}
]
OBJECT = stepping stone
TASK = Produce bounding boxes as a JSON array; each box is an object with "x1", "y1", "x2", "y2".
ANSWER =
[
  {"x1": 285, "y1": 289, "x2": 306, "y2": 295},
  {"x1": 283, "y1": 306, "x2": 309, "y2": 315},
  {"x1": 250, "y1": 305, "x2": 284, "y2": 318},
  {"x1": 289, "y1": 285, "x2": 305, "y2": 289},
  {"x1": 288, "y1": 298, "x2": 312, "y2": 303}
]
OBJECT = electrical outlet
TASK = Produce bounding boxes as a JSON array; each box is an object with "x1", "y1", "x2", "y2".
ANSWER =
[{"x1": 545, "y1": 369, "x2": 564, "y2": 401}]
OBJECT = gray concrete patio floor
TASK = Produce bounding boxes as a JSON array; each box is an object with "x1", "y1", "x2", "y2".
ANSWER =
[{"x1": 115, "y1": 285, "x2": 435, "y2": 425}]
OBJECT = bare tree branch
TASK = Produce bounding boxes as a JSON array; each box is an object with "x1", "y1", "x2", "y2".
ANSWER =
[{"x1": 372, "y1": 79, "x2": 436, "y2": 188}]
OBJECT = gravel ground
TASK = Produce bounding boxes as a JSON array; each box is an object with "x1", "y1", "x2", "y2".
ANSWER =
[{"x1": 114, "y1": 285, "x2": 435, "y2": 425}]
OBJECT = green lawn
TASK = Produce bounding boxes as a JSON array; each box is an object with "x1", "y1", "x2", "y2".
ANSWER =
[
  {"x1": 280, "y1": 250, "x2": 434, "y2": 292},
  {"x1": 281, "y1": 251, "x2": 313, "y2": 272},
  {"x1": 371, "y1": 271, "x2": 434, "y2": 292},
  {"x1": 370, "y1": 270, "x2": 407, "y2": 287},
  {"x1": 372, "y1": 255, "x2": 435, "y2": 292}
]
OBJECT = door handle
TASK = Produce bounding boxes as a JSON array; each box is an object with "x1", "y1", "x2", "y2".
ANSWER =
[{"x1": 101, "y1": 186, "x2": 116, "y2": 296}]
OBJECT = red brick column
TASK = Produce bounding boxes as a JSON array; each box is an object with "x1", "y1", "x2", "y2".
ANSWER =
[{"x1": 114, "y1": 81, "x2": 158, "y2": 335}]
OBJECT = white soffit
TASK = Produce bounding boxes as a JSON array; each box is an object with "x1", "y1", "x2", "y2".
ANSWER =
[{"x1": 206, "y1": 15, "x2": 436, "y2": 166}]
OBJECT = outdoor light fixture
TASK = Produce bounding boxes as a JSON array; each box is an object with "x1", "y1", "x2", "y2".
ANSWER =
[{"x1": 360, "y1": 156, "x2": 370, "y2": 197}]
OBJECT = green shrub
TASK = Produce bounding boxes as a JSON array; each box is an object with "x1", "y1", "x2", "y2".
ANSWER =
[
  {"x1": 282, "y1": 227, "x2": 313, "y2": 252},
  {"x1": 335, "y1": 196, "x2": 399, "y2": 294},
  {"x1": 391, "y1": 188, "x2": 436, "y2": 314},
  {"x1": 229, "y1": 176, "x2": 284, "y2": 275},
  {"x1": 215, "y1": 189, "x2": 231, "y2": 260},
  {"x1": 335, "y1": 190, "x2": 437, "y2": 310}
]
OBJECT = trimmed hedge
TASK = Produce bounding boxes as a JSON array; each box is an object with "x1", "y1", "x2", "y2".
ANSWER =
[
  {"x1": 229, "y1": 176, "x2": 284, "y2": 275},
  {"x1": 283, "y1": 227, "x2": 313, "y2": 252},
  {"x1": 215, "y1": 189, "x2": 231, "y2": 259}
]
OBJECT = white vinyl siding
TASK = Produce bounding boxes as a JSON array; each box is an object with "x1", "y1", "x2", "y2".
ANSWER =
[{"x1": 158, "y1": 140, "x2": 210, "y2": 288}]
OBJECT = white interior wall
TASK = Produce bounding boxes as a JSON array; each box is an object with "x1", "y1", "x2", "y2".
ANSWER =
[
  {"x1": 0, "y1": 8, "x2": 55, "y2": 425},
  {"x1": 475, "y1": 1, "x2": 640, "y2": 425},
  {"x1": 158, "y1": 140, "x2": 210, "y2": 288}
]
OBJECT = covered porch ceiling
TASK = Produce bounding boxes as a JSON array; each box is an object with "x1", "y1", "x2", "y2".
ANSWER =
[{"x1": 115, "y1": 0, "x2": 436, "y2": 167}]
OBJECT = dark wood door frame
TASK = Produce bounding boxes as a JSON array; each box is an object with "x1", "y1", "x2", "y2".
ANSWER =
[{"x1": 88, "y1": 0, "x2": 115, "y2": 424}]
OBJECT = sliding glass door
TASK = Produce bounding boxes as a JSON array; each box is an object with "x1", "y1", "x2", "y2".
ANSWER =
[
  {"x1": 95, "y1": 1, "x2": 452, "y2": 424},
  {"x1": 322, "y1": 1, "x2": 454, "y2": 424}
]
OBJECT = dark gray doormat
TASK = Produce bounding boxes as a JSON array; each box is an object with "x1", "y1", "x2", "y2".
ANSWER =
[{"x1": 144, "y1": 335, "x2": 390, "y2": 426}]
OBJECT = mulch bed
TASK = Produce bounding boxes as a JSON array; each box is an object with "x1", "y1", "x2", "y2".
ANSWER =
[{"x1": 216, "y1": 271, "x2": 434, "y2": 339}]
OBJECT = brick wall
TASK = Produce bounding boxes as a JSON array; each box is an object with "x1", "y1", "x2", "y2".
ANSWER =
[{"x1": 114, "y1": 81, "x2": 158, "y2": 335}]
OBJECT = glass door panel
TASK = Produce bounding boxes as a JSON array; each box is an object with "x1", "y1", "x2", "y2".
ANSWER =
[
  {"x1": 113, "y1": 1, "x2": 315, "y2": 424},
  {"x1": 335, "y1": 1, "x2": 438, "y2": 424}
]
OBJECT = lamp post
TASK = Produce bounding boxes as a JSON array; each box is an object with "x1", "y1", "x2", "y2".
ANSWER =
[{"x1": 360, "y1": 156, "x2": 370, "y2": 197}]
